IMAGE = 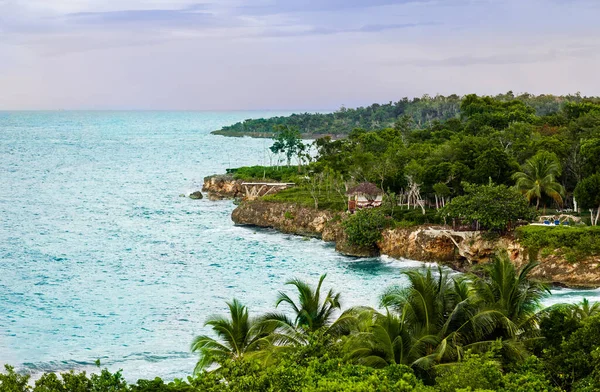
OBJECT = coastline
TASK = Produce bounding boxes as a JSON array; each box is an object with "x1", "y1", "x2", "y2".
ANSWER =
[{"x1": 204, "y1": 175, "x2": 600, "y2": 288}]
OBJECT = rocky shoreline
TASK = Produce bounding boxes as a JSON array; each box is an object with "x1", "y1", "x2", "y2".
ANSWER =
[{"x1": 204, "y1": 175, "x2": 600, "y2": 287}]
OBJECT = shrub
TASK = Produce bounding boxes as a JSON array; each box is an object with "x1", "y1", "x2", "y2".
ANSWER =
[
  {"x1": 434, "y1": 349, "x2": 503, "y2": 392},
  {"x1": 440, "y1": 182, "x2": 536, "y2": 232},
  {"x1": 342, "y1": 209, "x2": 390, "y2": 247},
  {"x1": 516, "y1": 225, "x2": 600, "y2": 262}
]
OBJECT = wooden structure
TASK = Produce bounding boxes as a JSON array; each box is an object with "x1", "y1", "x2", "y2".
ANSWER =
[
  {"x1": 346, "y1": 182, "x2": 383, "y2": 213},
  {"x1": 241, "y1": 182, "x2": 295, "y2": 201}
]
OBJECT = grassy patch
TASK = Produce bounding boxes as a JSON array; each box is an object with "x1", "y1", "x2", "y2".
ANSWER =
[
  {"x1": 263, "y1": 186, "x2": 347, "y2": 211},
  {"x1": 515, "y1": 225, "x2": 600, "y2": 262},
  {"x1": 228, "y1": 165, "x2": 301, "y2": 182}
]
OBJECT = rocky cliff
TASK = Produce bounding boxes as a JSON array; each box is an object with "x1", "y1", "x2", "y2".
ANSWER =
[
  {"x1": 231, "y1": 200, "x2": 600, "y2": 287},
  {"x1": 202, "y1": 175, "x2": 291, "y2": 201},
  {"x1": 202, "y1": 175, "x2": 245, "y2": 200}
]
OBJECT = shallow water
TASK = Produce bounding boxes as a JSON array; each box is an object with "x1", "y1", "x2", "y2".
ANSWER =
[{"x1": 1, "y1": 111, "x2": 598, "y2": 381}]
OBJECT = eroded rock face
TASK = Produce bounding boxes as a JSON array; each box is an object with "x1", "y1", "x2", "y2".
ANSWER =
[
  {"x1": 202, "y1": 175, "x2": 244, "y2": 200},
  {"x1": 230, "y1": 200, "x2": 600, "y2": 287},
  {"x1": 232, "y1": 201, "x2": 337, "y2": 237},
  {"x1": 512, "y1": 253, "x2": 600, "y2": 287},
  {"x1": 202, "y1": 175, "x2": 292, "y2": 201},
  {"x1": 379, "y1": 228, "x2": 458, "y2": 263}
]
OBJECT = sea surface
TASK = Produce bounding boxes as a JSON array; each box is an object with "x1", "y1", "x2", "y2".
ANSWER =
[{"x1": 1, "y1": 111, "x2": 598, "y2": 381}]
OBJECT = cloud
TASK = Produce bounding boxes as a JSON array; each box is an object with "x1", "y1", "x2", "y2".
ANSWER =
[
  {"x1": 237, "y1": 0, "x2": 431, "y2": 14},
  {"x1": 1, "y1": 0, "x2": 599, "y2": 110},
  {"x1": 385, "y1": 47, "x2": 600, "y2": 67},
  {"x1": 63, "y1": 4, "x2": 215, "y2": 27},
  {"x1": 261, "y1": 22, "x2": 434, "y2": 38}
]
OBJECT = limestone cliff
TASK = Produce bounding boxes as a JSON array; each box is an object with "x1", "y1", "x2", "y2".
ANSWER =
[
  {"x1": 202, "y1": 175, "x2": 291, "y2": 201},
  {"x1": 232, "y1": 201, "x2": 335, "y2": 238},
  {"x1": 202, "y1": 175, "x2": 245, "y2": 200},
  {"x1": 230, "y1": 200, "x2": 600, "y2": 287}
]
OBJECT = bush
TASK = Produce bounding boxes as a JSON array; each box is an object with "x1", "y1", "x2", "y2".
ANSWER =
[
  {"x1": 434, "y1": 349, "x2": 503, "y2": 392},
  {"x1": 516, "y1": 225, "x2": 600, "y2": 262},
  {"x1": 440, "y1": 183, "x2": 536, "y2": 232},
  {"x1": 386, "y1": 208, "x2": 442, "y2": 226},
  {"x1": 537, "y1": 313, "x2": 600, "y2": 391},
  {"x1": 342, "y1": 209, "x2": 390, "y2": 247}
]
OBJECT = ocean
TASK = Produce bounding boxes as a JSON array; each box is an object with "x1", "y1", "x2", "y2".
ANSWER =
[{"x1": 1, "y1": 111, "x2": 598, "y2": 381}]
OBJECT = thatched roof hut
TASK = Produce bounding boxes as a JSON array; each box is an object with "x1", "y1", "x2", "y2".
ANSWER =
[
  {"x1": 346, "y1": 182, "x2": 383, "y2": 197},
  {"x1": 346, "y1": 182, "x2": 383, "y2": 212}
]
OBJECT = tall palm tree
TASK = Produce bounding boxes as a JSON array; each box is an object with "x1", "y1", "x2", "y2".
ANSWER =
[
  {"x1": 512, "y1": 152, "x2": 565, "y2": 209},
  {"x1": 262, "y1": 274, "x2": 352, "y2": 343},
  {"x1": 474, "y1": 250, "x2": 549, "y2": 338},
  {"x1": 190, "y1": 299, "x2": 275, "y2": 372},
  {"x1": 348, "y1": 268, "x2": 500, "y2": 371}
]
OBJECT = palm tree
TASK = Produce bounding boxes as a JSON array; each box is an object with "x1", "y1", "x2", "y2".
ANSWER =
[
  {"x1": 348, "y1": 268, "x2": 501, "y2": 370},
  {"x1": 574, "y1": 298, "x2": 600, "y2": 319},
  {"x1": 190, "y1": 299, "x2": 275, "y2": 372},
  {"x1": 512, "y1": 152, "x2": 565, "y2": 209},
  {"x1": 474, "y1": 250, "x2": 549, "y2": 339},
  {"x1": 262, "y1": 274, "x2": 348, "y2": 341},
  {"x1": 346, "y1": 310, "x2": 416, "y2": 368},
  {"x1": 570, "y1": 298, "x2": 600, "y2": 320}
]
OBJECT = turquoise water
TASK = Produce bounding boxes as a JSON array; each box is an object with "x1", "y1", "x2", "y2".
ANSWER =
[{"x1": 1, "y1": 111, "x2": 598, "y2": 381}]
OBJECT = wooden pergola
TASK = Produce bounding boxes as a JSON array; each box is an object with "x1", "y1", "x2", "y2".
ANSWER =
[{"x1": 241, "y1": 182, "x2": 295, "y2": 200}]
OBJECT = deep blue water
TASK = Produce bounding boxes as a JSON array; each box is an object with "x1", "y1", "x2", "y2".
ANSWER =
[{"x1": 1, "y1": 111, "x2": 598, "y2": 381}]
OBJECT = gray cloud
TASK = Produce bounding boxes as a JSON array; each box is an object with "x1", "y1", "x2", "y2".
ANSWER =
[
  {"x1": 63, "y1": 4, "x2": 215, "y2": 28},
  {"x1": 238, "y1": 0, "x2": 434, "y2": 14},
  {"x1": 386, "y1": 47, "x2": 600, "y2": 67},
  {"x1": 1, "y1": 0, "x2": 599, "y2": 110},
  {"x1": 262, "y1": 22, "x2": 434, "y2": 38}
]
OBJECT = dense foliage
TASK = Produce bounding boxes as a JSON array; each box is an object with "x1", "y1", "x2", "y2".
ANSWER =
[
  {"x1": 212, "y1": 93, "x2": 595, "y2": 137},
  {"x1": 232, "y1": 93, "x2": 600, "y2": 224},
  {"x1": 342, "y1": 209, "x2": 390, "y2": 247},
  {"x1": 6, "y1": 258, "x2": 599, "y2": 391},
  {"x1": 439, "y1": 183, "x2": 536, "y2": 232},
  {"x1": 515, "y1": 225, "x2": 600, "y2": 262},
  {"x1": 573, "y1": 173, "x2": 600, "y2": 226}
]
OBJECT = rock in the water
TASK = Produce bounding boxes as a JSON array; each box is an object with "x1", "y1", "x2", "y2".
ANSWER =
[{"x1": 189, "y1": 191, "x2": 203, "y2": 200}]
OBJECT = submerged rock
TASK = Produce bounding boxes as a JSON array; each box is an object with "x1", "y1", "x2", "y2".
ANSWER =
[{"x1": 189, "y1": 191, "x2": 204, "y2": 200}]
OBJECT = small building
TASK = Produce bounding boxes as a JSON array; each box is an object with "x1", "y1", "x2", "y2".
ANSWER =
[{"x1": 346, "y1": 182, "x2": 383, "y2": 213}]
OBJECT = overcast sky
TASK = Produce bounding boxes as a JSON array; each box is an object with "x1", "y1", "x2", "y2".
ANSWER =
[{"x1": 1, "y1": 0, "x2": 599, "y2": 110}]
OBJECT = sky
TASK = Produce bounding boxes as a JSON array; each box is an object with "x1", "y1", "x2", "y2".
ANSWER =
[{"x1": 1, "y1": 0, "x2": 599, "y2": 110}]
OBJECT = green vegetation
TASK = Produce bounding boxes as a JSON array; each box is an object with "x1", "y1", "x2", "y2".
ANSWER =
[
  {"x1": 342, "y1": 209, "x2": 390, "y2": 247},
  {"x1": 574, "y1": 173, "x2": 600, "y2": 226},
  {"x1": 515, "y1": 225, "x2": 600, "y2": 262},
  {"x1": 230, "y1": 93, "x2": 599, "y2": 232},
  {"x1": 227, "y1": 166, "x2": 299, "y2": 182},
  {"x1": 7, "y1": 257, "x2": 600, "y2": 391},
  {"x1": 440, "y1": 183, "x2": 536, "y2": 232},
  {"x1": 212, "y1": 93, "x2": 597, "y2": 137},
  {"x1": 512, "y1": 151, "x2": 565, "y2": 210},
  {"x1": 268, "y1": 125, "x2": 307, "y2": 167},
  {"x1": 263, "y1": 186, "x2": 347, "y2": 211}
]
